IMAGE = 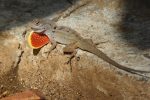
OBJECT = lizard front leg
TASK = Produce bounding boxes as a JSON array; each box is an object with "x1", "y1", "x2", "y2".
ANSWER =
[{"x1": 44, "y1": 40, "x2": 57, "y2": 58}]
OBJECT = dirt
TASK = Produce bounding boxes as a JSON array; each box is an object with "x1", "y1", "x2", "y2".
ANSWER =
[{"x1": 0, "y1": 0, "x2": 150, "y2": 100}]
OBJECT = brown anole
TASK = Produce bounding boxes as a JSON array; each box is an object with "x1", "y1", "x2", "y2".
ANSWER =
[
  {"x1": 30, "y1": 19, "x2": 150, "y2": 77},
  {"x1": 24, "y1": 0, "x2": 149, "y2": 77}
]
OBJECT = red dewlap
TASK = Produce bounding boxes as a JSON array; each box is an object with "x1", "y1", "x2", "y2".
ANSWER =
[{"x1": 31, "y1": 32, "x2": 50, "y2": 48}]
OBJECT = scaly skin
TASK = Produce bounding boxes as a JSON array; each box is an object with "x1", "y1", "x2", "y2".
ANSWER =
[{"x1": 30, "y1": 19, "x2": 150, "y2": 77}]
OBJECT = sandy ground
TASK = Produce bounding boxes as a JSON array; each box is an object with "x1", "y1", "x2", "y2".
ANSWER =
[{"x1": 0, "y1": 0, "x2": 150, "y2": 99}]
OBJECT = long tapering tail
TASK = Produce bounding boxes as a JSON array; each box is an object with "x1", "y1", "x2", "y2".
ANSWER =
[{"x1": 79, "y1": 42, "x2": 150, "y2": 74}]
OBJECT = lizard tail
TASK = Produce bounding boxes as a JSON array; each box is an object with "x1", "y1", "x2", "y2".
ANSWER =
[{"x1": 79, "y1": 43, "x2": 150, "y2": 74}]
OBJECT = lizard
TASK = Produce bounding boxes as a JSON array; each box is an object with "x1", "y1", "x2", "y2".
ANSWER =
[
  {"x1": 23, "y1": 0, "x2": 150, "y2": 77},
  {"x1": 29, "y1": 19, "x2": 150, "y2": 77}
]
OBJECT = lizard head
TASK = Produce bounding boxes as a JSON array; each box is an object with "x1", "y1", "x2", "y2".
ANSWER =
[
  {"x1": 30, "y1": 19, "x2": 47, "y2": 33},
  {"x1": 30, "y1": 19, "x2": 56, "y2": 34}
]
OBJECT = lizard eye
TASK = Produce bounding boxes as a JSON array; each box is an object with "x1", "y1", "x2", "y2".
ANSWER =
[{"x1": 36, "y1": 21, "x2": 39, "y2": 25}]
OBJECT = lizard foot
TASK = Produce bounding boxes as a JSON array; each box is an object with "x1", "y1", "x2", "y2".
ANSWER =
[
  {"x1": 41, "y1": 41, "x2": 57, "y2": 58},
  {"x1": 64, "y1": 56, "x2": 73, "y2": 72},
  {"x1": 64, "y1": 51, "x2": 77, "y2": 72},
  {"x1": 64, "y1": 51, "x2": 76, "y2": 64}
]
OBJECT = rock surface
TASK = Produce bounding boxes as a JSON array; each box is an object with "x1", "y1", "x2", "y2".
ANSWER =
[{"x1": 0, "y1": 0, "x2": 150, "y2": 99}]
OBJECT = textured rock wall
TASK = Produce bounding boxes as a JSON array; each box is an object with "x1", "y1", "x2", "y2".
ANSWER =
[{"x1": 0, "y1": 0, "x2": 150, "y2": 99}]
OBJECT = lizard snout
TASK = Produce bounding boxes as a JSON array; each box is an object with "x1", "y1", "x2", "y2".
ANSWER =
[{"x1": 31, "y1": 26, "x2": 46, "y2": 33}]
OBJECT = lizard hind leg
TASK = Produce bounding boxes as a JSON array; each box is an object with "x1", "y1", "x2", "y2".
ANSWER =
[{"x1": 63, "y1": 42, "x2": 78, "y2": 65}]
